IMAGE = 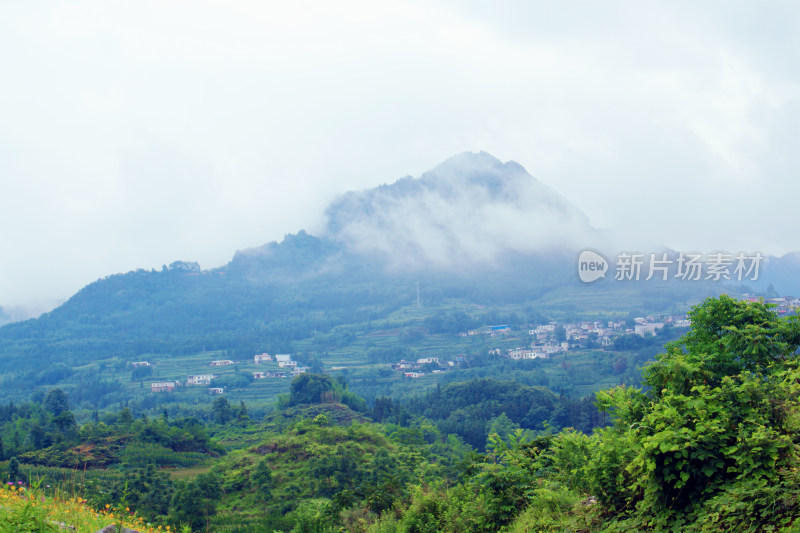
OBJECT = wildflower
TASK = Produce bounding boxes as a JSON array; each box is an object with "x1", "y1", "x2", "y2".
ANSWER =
[{"x1": 105, "y1": 504, "x2": 111, "y2": 509}]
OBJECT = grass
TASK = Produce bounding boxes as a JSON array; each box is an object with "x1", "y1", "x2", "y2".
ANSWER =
[{"x1": 0, "y1": 481, "x2": 168, "y2": 533}]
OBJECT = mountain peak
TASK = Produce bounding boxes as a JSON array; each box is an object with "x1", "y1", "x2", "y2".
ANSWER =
[
  {"x1": 324, "y1": 152, "x2": 602, "y2": 270},
  {"x1": 417, "y1": 151, "x2": 531, "y2": 200}
]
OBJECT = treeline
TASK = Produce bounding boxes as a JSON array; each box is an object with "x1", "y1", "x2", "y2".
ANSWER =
[
  {"x1": 0, "y1": 389, "x2": 223, "y2": 469},
  {"x1": 374, "y1": 378, "x2": 605, "y2": 449}
]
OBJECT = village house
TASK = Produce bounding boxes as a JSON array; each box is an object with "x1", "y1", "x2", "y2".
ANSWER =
[
  {"x1": 151, "y1": 381, "x2": 176, "y2": 393},
  {"x1": 131, "y1": 361, "x2": 151, "y2": 368},
  {"x1": 635, "y1": 322, "x2": 664, "y2": 336},
  {"x1": 278, "y1": 360, "x2": 297, "y2": 368},
  {"x1": 187, "y1": 374, "x2": 215, "y2": 385},
  {"x1": 253, "y1": 353, "x2": 273, "y2": 364},
  {"x1": 208, "y1": 387, "x2": 225, "y2": 395},
  {"x1": 210, "y1": 360, "x2": 234, "y2": 367},
  {"x1": 417, "y1": 357, "x2": 440, "y2": 365},
  {"x1": 391, "y1": 360, "x2": 420, "y2": 371},
  {"x1": 489, "y1": 325, "x2": 511, "y2": 336},
  {"x1": 404, "y1": 372, "x2": 425, "y2": 378},
  {"x1": 507, "y1": 348, "x2": 532, "y2": 360},
  {"x1": 507, "y1": 347, "x2": 548, "y2": 360},
  {"x1": 254, "y1": 371, "x2": 288, "y2": 378}
]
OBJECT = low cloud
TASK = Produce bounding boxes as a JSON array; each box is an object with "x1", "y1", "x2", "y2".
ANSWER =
[{"x1": 325, "y1": 152, "x2": 605, "y2": 270}]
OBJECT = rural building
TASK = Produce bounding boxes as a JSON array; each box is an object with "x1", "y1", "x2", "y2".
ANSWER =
[
  {"x1": 187, "y1": 374, "x2": 215, "y2": 385},
  {"x1": 254, "y1": 371, "x2": 288, "y2": 378},
  {"x1": 634, "y1": 323, "x2": 664, "y2": 336},
  {"x1": 151, "y1": 381, "x2": 176, "y2": 393},
  {"x1": 254, "y1": 353, "x2": 273, "y2": 364},
  {"x1": 210, "y1": 360, "x2": 234, "y2": 367}
]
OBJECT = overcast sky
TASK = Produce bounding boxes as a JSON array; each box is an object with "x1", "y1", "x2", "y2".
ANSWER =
[{"x1": 1, "y1": 1, "x2": 798, "y2": 313}]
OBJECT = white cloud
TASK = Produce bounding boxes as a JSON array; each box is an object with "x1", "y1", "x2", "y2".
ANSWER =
[{"x1": 0, "y1": 0, "x2": 798, "y2": 311}]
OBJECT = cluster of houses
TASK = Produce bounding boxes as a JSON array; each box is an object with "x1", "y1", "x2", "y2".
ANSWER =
[
  {"x1": 252, "y1": 353, "x2": 308, "y2": 378},
  {"x1": 496, "y1": 315, "x2": 691, "y2": 361},
  {"x1": 744, "y1": 295, "x2": 800, "y2": 315},
  {"x1": 150, "y1": 374, "x2": 223, "y2": 395},
  {"x1": 460, "y1": 325, "x2": 512, "y2": 337},
  {"x1": 391, "y1": 356, "x2": 465, "y2": 379},
  {"x1": 388, "y1": 314, "x2": 696, "y2": 377},
  {"x1": 147, "y1": 352, "x2": 309, "y2": 394},
  {"x1": 144, "y1": 294, "x2": 798, "y2": 390}
]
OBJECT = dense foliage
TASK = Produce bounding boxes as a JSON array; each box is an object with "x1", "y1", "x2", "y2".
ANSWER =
[{"x1": 4, "y1": 295, "x2": 797, "y2": 532}]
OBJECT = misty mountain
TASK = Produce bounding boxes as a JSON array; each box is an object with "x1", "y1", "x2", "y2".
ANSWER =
[
  {"x1": 0, "y1": 304, "x2": 36, "y2": 327},
  {"x1": 0, "y1": 152, "x2": 791, "y2": 392},
  {"x1": 325, "y1": 151, "x2": 605, "y2": 270},
  {"x1": 753, "y1": 252, "x2": 800, "y2": 296}
]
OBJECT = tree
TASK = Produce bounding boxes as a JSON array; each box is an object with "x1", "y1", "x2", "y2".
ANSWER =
[
  {"x1": 44, "y1": 388, "x2": 69, "y2": 416},
  {"x1": 119, "y1": 407, "x2": 134, "y2": 428},
  {"x1": 237, "y1": 400, "x2": 249, "y2": 421},
  {"x1": 372, "y1": 397, "x2": 394, "y2": 422},
  {"x1": 7, "y1": 457, "x2": 19, "y2": 482},
  {"x1": 590, "y1": 295, "x2": 800, "y2": 528},
  {"x1": 52, "y1": 411, "x2": 77, "y2": 435},
  {"x1": 486, "y1": 413, "x2": 521, "y2": 449},
  {"x1": 122, "y1": 465, "x2": 174, "y2": 521},
  {"x1": 310, "y1": 358, "x2": 324, "y2": 374},
  {"x1": 289, "y1": 373, "x2": 337, "y2": 406},
  {"x1": 252, "y1": 458, "x2": 273, "y2": 501},
  {"x1": 170, "y1": 472, "x2": 221, "y2": 531},
  {"x1": 212, "y1": 396, "x2": 233, "y2": 424},
  {"x1": 645, "y1": 294, "x2": 800, "y2": 395}
]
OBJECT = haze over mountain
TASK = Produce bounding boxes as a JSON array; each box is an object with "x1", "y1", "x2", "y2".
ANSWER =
[
  {"x1": 0, "y1": 151, "x2": 796, "y2": 403},
  {"x1": 230, "y1": 152, "x2": 604, "y2": 283},
  {"x1": 324, "y1": 152, "x2": 605, "y2": 269}
]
